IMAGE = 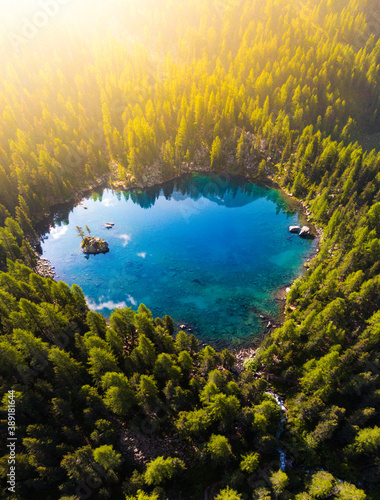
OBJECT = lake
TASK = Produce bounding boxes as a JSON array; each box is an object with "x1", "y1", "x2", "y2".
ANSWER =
[{"x1": 40, "y1": 173, "x2": 317, "y2": 349}]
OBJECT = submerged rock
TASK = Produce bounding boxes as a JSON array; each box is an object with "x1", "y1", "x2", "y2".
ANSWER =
[
  {"x1": 289, "y1": 225, "x2": 300, "y2": 233},
  {"x1": 81, "y1": 235, "x2": 109, "y2": 254}
]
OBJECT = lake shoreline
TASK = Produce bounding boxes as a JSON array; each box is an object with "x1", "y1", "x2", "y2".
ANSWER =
[{"x1": 33, "y1": 169, "x2": 321, "y2": 356}]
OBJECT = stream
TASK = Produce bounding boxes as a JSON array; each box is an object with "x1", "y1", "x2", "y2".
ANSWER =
[{"x1": 266, "y1": 391, "x2": 289, "y2": 471}]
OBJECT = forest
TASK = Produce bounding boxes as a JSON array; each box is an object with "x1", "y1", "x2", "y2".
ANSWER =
[{"x1": 0, "y1": 0, "x2": 380, "y2": 498}]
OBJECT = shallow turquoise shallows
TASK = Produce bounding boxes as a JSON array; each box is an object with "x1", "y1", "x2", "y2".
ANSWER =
[{"x1": 40, "y1": 174, "x2": 316, "y2": 349}]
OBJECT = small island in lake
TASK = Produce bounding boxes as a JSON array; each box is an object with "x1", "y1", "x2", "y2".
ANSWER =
[
  {"x1": 81, "y1": 235, "x2": 109, "y2": 254},
  {"x1": 76, "y1": 225, "x2": 109, "y2": 254}
]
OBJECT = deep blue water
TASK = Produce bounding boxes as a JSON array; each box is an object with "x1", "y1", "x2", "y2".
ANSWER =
[{"x1": 40, "y1": 174, "x2": 316, "y2": 349}]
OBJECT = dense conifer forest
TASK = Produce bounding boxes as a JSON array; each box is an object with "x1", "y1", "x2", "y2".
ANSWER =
[{"x1": 0, "y1": 0, "x2": 380, "y2": 498}]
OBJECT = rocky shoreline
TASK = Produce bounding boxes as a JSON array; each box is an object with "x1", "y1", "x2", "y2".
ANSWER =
[
  {"x1": 232, "y1": 346, "x2": 256, "y2": 372},
  {"x1": 33, "y1": 253, "x2": 56, "y2": 279}
]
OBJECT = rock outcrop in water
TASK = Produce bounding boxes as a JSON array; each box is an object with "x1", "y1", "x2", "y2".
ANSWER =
[
  {"x1": 81, "y1": 235, "x2": 109, "y2": 254},
  {"x1": 299, "y1": 225, "x2": 314, "y2": 238},
  {"x1": 289, "y1": 224, "x2": 315, "y2": 239}
]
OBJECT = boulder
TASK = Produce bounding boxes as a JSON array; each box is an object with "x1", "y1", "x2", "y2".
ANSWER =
[
  {"x1": 289, "y1": 225, "x2": 300, "y2": 233},
  {"x1": 299, "y1": 226, "x2": 314, "y2": 238},
  {"x1": 81, "y1": 235, "x2": 109, "y2": 254}
]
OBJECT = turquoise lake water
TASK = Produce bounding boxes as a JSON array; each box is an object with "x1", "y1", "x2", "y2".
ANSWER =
[{"x1": 40, "y1": 174, "x2": 316, "y2": 349}]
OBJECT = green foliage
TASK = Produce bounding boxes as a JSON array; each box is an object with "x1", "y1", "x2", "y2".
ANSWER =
[
  {"x1": 215, "y1": 487, "x2": 243, "y2": 500},
  {"x1": 110, "y1": 307, "x2": 137, "y2": 348},
  {"x1": 163, "y1": 315, "x2": 175, "y2": 336},
  {"x1": 126, "y1": 491, "x2": 160, "y2": 500},
  {"x1": 137, "y1": 375, "x2": 160, "y2": 414},
  {"x1": 307, "y1": 471, "x2": 334, "y2": 499},
  {"x1": 175, "y1": 409, "x2": 212, "y2": 439},
  {"x1": 93, "y1": 444, "x2": 122, "y2": 471},
  {"x1": 131, "y1": 334, "x2": 157, "y2": 372},
  {"x1": 144, "y1": 456, "x2": 185, "y2": 486},
  {"x1": 88, "y1": 346, "x2": 120, "y2": 384},
  {"x1": 221, "y1": 349, "x2": 236, "y2": 370},
  {"x1": 153, "y1": 353, "x2": 181, "y2": 382},
  {"x1": 178, "y1": 350, "x2": 193, "y2": 374},
  {"x1": 200, "y1": 381, "x2": 220, "y2": 404},
  {"x1": 335, "y1": 482, "x2": 367, "y2": 499},
  {"x1": 175, "y1": 330, "x2": 189, "y2": 352},
  {"x1": 101, "y1": 372, "x2": 136, "y2": 416},
  {"x1": 349, "y1": 426, "x2": 380, "y2": 455},
  {"x1": 61, "y1": 445, "x2": 99, "y2": 485},
  {"x1": 87, "y1": 311, "x2": 108, "y2": 337},
  {"x1": 243, "y1": 358, "x2": 257, "y2": 371},
  {"x1": 211, "y1": 136, "x2": 222, "y2": 169},
  {"x1": 75, "y1": 226, "x2": 86, "y2": 239},
  {"x1": 240, "y1": 452, "x2": 260, "y2": 474},
  {"x1": 207, "y1": 394, "x2": 241, "y2": 432},
  {"x1": 205, "y1": 434, "x2": 232, "y2": 465},
  {"x1": 48, "y1": 346, "x2": 85, "y2": 387},
  {"x1": 90, "y1": 420, "x2": 117, "y2": 446},
  {"x1": 270, "y1": 470, "x2": 289, "y2": 496},
  {"x1": 252, "y1": 398, "x2": 282, "y2": 434}
]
